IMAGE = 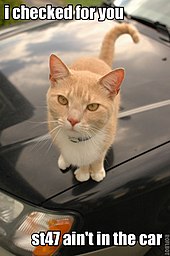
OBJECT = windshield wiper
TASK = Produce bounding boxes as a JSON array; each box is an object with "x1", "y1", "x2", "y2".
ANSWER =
[
  {"x1": 125, "y1": 13, "x2": 170, "y2": 42},
  {"x1": 154, "y1": 21, "x2": 170, "y2": 42},
  {"x1": 106, "y1": 1, "x2": 170, "y2": 42}
]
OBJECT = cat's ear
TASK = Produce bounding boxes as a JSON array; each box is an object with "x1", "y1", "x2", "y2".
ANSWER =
[
  {"x1": 99, "y1": 68, "x2": 125, "y2": 96},
  {"x1": 49, "y1": 54, "x2": 70, "y2": 83}
]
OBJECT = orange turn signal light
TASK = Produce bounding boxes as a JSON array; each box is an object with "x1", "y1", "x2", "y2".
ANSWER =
[{"x1": 33, "y1": 218, "x2": 73, "y2": 256}]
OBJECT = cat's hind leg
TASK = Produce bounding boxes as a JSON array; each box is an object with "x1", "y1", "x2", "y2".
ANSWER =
[
  {"x1": 74, "y1": 166, "x2": 90, "y2": 182},
  {"x1": 58, "y1": 154, "x2": 70, "y2": 170}
]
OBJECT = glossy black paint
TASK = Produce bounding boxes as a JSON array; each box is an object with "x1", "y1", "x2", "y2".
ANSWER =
[
  {"x1": 0, "y1": 16, "x2": 170, "y2": 256},
  {"x1": 45, "y1": 143, "x2": 170, "y2": 255}
]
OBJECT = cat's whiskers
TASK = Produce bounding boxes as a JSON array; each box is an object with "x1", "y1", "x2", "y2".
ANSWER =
[
  {"x1": 89, "y1": 134, "x2": 98, "y2": 148},
  {"x1": 28, "y1": 120, "x2": 57, "y2": 124},
  {"x1": 31, "y1": 123, "x2": 62, "y2": 153},
  {"x1": 89, "y1": 127, "x2": 109, "y2": 148},
  {"x1": 56, "y1": 118, "x2": 65, "y2": 126},
  {"x1": 49, "y1": 123, "x2": 62, "y2": 135},
  {"x1": 30, "y1": 134, "x2": 51, "y2": 152},
  {"x1": 47, "y1": 126, "x2": 62, "y2": 153},
  {"x1": 90, "y1": 126, "x2": 102, "y2": 133},
  {"x1": 81, "y1": 128, "x2": 98, "y2": 149},
  {"x1": 91, "y1": 126, "x2": 111, "y2": 140}
]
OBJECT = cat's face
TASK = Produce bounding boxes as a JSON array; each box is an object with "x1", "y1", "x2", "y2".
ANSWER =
[
  {"x1": 47, "y1": 55, "x2": 124, "y2": 138},
  {"x1": 47, "y1": 73, "x2": 114, "y2": 138}
]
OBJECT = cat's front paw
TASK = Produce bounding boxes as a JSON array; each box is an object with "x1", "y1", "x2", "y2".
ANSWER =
[
  {"x1": 74, "y1": 168, "x2": 90, "y2": 182},
  {"x1": 58, "y1": 155, "x2": 70, "y2": 170},
  {"x1": 90, "y1": 168, "x2": 106, "y2": 182}
]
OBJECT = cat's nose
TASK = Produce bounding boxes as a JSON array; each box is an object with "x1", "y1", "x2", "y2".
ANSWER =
[{"x1": 67, "y1": 117, "x2": 80, "y2": 127}]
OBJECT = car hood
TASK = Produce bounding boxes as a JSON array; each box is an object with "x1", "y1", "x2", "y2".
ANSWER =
[{"x1": 0, "y1": 19, "x2": 170, "y2": 204}]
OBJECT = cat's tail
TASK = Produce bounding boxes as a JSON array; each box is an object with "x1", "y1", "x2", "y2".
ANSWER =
[{"x1": 99, "y1": 23, "x2": 140, "y2": 67}]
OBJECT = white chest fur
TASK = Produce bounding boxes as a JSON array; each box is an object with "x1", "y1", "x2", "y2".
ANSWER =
[{"x1": 55, "y1": 130, "x2": 106, "y2": 166}]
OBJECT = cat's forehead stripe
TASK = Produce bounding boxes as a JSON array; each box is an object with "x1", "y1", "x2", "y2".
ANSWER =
[{"x1": 68, "y1": 85, "x2": 91, "y2": 102}]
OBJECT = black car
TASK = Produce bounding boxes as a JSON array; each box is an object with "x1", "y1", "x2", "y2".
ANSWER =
[{"x1": 0, "y1": 0, "x2": 170, "y2": 255}]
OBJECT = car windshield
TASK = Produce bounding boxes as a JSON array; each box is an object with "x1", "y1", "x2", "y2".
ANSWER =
[{"x1": 114, "y1": 0, "x2": 170, "y2": 27}]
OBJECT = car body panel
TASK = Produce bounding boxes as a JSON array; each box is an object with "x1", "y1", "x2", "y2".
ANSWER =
[
  {"x1": 0, "y1": 17, "x2": 170, "y2": 256},
  {"x1": 0, "y1": 106, "x2": 170, "y2": 205},
  {"x1": 0, "y1": 19, "x2": 170, "y2": 203},
  {"x1": 0, "y1": 244, "x2": 150, "y2": 256},
  {"x1": 0, "y1": 19, "x2": 170, "y2": 146}
]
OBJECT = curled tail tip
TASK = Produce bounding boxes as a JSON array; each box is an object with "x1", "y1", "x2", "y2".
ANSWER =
[
  {"x1": 112, "y1": 23, "x2": 140, "y2": 43},
  {"x1": 127, "y1": 24, "x2": 140, "y2": 43},
  {"x1": 99, "y1": 23, "x2": 140, "y2": 66},
  {"x1": 132, "y1": 32, "x2": 140, "y2": 43}
]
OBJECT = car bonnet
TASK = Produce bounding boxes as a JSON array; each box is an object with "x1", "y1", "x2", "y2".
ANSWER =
[{"x1": 0, "y1": 19, "x2": 170, "y2": 204}]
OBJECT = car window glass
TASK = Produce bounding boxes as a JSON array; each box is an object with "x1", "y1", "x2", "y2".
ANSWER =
[{"x1": 114, "y1": 0, "x2": 170, "y2": 27}]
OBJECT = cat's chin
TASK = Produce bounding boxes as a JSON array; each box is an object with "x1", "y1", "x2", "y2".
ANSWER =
[{"x1": 64, "y1": 129, "x2": 82, "y2": 138}]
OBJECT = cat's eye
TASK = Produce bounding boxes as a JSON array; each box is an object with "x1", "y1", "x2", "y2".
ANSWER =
[
  {"x1": 87, "y1": 103, "x2": 99, "y2": 111},
  {"x1": 58, "y1": 95, "x2": 68, "y2": 105}
]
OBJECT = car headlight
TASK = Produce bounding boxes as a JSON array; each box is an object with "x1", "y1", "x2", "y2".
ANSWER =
[
  {"x1": 0, "y1": 192, "x2": 24, "y2": 223},
  {"x1": 0, "y1": 191, "x2": 75, "y2": 256}
]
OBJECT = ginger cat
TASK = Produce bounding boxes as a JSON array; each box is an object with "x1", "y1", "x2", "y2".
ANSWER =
[{"x1": 47, "y1": 23, "x2": 139, "y2": 182}]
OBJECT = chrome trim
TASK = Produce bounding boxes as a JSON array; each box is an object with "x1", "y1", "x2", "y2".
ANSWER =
[{"x1": 118, "y1": 99, "x2": 170, "y2": 118}]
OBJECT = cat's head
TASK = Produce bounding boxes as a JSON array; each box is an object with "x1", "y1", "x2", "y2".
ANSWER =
[{"x1": 47, "y1": 54, "x2": 124, "y2": 139}]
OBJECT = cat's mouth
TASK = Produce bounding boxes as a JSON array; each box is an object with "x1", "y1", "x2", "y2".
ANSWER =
[
  {"x1": 64, "y1": 128, "x2": 92, "y2": 142},
  {"x1": 68, "y1": 135, "x2": 92, "y2": 143},
  {"x1": 65, "y1": 128, "x2": 83, "y2": 137}
]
